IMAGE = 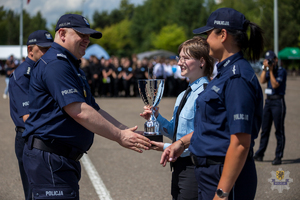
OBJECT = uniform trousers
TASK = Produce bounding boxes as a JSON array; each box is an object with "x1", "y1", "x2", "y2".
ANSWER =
[
  {"x1": 23, "y1": 138, "x2": 81, "y2": 200},
  {"x1": 194, "y1": 157, "x2": 257, "y2": 200},
  {"x1": 255, "y1": 98, "x2": 286, "y2": 158},
  {"x1": 15, "y1": 129, "x2": 32, "y2": 200},
  {"x1": 171, "y1": 157, "x2": 198, "y2": 200}
]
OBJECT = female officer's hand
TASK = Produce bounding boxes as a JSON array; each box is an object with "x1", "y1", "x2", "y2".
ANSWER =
[
  {"x1": 139, "y1": 106, "x2": 159, "y2": 120},
  {"x1": 160, "y1": 140, "x2": 185, "y2": 167},
  {"x1": 149, "y1": 141, "x2": 164, "y2": 151}
]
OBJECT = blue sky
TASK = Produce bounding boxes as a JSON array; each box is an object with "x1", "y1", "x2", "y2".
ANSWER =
[{"x1": 1, "y1": 0, "x2": 146, "y2": 28}]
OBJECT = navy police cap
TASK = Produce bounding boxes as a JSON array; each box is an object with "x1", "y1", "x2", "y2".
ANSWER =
[
  {"x1": 55, "y1": 14, "x2": 102, "y2": 39},
  {"x1": 193, "y1": 8, "x2": 248, "y2": 34},
  {"x1": 27, "y1": 30, "x2": 53, "y2": 47},
  {"x1": 265, "y1": 50, "x2": 277, "y2": 60}
]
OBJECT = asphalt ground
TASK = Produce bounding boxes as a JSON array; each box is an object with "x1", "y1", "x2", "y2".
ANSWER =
[{"x1": 0, "y1": 74, "x2": 299, "y2": 200}]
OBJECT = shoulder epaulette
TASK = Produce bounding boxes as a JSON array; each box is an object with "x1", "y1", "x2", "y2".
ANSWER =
[{"x1": 230, "y1": 64, "x2": 241, "y2": 78}]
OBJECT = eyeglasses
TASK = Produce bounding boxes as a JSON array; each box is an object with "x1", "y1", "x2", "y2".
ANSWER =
[{"x1": 176, "y1": 56, "x2": 195, "y2": 63}]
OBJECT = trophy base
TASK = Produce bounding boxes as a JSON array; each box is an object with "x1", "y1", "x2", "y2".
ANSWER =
[{"x1": 144, "y1": 134, "x2": 163, "y2": 142}]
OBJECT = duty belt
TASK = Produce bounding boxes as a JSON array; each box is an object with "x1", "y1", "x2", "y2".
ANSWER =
[
  {"x1": 29, "y1": 137, "x2": 84, "y2": 161},
  {"x1": 15, "y1": 127, "x2": 25, "y2": 133},
  {"x1": 267, "y1": 95, "x2": 283, "y2": 100},
  {"x1": 190, "y1": 150, "x2": 253, "y2": 167}
]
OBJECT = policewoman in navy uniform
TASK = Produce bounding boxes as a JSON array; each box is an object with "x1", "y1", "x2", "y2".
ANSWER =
[
  {"x1": 22, "y1": 14, "x2": 151, "y2": 200},
  {"x1": 9, "y1": 30, "x2": 53, "y2": 200},
  {"x1": 254, "y1": 51, "x2": 287, "y2": 165},
  {"x1": 160, "y1": 8, "x2": 264, "y2": 200}
]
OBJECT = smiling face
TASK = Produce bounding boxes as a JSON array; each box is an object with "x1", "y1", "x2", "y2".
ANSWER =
[
  {"x1": 62, "y1": 28, "x2": 90, "y2": 59},
  {"x1": 177, "y1": 50, "x2": 203, "y2": 83}
]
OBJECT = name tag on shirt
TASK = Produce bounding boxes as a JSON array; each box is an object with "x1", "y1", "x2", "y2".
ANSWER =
[{"x1": 265, "y1": 88, "x2": 272, "y2": 95}]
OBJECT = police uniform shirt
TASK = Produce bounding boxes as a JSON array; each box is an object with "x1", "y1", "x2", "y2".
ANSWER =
[
  {"x1": 157, "y1": 76, "x2": 209, "y2": 157},
  {"x1": 23, "y1": 42, "x2": 100, "y2": 152},
  {"x1": 123, "y1": 66, "x2": 133, "y2": 76},
  {"x1": 189, "y1": 52, "x2": 263, "y2": 157},
  {"x1": 134, "y1": 66, "x2": 147, "y2": 79},
  {"x1": 265, "y1": 66, "x2": 287, "y2": 96},
  {"x1": 9, "y1": 57, "x2": 34, "y2": 128}
]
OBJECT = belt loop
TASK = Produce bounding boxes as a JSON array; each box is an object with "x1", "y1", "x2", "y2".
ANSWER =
[{"x1": 27, "y1": 135, "x2": 34, "y2": 150}]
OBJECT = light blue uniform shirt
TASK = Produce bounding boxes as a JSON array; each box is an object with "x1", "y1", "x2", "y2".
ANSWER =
[{"x1": 156, "y1": 76, "x2": 209, "y2": 157}]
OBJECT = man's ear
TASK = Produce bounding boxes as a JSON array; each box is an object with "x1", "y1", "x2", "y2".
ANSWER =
[
  {"x1": 58, "y1": 28, "x2": 67, "y2": 42},
  {"x1": 27, "y1": 45, "x2": 33, "y2": 57}
]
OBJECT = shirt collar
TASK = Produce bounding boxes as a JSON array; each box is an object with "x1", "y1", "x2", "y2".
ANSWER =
[
  {"x1": 189, "y1": 76, "x2": 209, "y2": 91},
  {"x1": 216, "y1": 51, "x2": 244, "y2": 74},
  {"x1": 52, "y1": 42, "x2": 81, "y2": 68},
  {"x1": 25, "y1": 56, "x2": 36, "y2": 66}
]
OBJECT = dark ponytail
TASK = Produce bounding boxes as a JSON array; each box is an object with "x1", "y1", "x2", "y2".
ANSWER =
[
  {"x1": 216, "y1": 21, "x2": 264, "y2": 62},
  {"x1": 247, "y1": 22, "x2": 264, "y2": 61}
]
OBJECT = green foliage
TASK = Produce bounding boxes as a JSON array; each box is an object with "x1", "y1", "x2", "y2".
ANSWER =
[
  {"x1": 152, "y1": 24, "x2": 187, "y2": 53},
  {"x1": 0, "y1": 6, "x2": 49, "y2": 45},
  {"x1": 91, "y1": 19, "x2": 133, "y2": 57},
  {"x1": 2, "y1": 0, "x2": 300, "y2": 59},
  {"x1": 167, "y1": 0, "x2": 210, "y2": 39},
  {"x1": 129, "y1": 0, "x2": 174, "y2": 52}
]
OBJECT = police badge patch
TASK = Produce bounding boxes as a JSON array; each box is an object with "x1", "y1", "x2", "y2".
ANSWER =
[{"x1": 268, "y1": 168, "x2": 293, "y2": 193}]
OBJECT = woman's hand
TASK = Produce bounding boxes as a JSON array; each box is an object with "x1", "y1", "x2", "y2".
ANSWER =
[
  {"x1": 150, "y1": 141, "x2": 164, "y2": 151},
  {"x1": 139, "y1": 106, "x2": 159, "y2": 120}
]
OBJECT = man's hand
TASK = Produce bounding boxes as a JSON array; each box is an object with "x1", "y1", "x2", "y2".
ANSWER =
[
  {"x1": 118, "y1": 126, "x2": 151, "y2": 153},
  {"x1": 160, "y1": 140, "x2": 185, "y2": 167}
]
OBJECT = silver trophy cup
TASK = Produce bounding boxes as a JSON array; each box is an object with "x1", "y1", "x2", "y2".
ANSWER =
[{"x1": 138, "y1": 79, "x2": 164, "y2": 142}]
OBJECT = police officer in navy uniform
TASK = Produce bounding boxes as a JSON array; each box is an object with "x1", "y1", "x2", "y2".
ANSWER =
[
  {"x1": 22, "y1": 14, "x2": 151, "y2": 200},
  {"x1": 160, "y1": 8, "x2": 264, "y2": 200},
  {"x1": 254, "y1": 51, "x2": 287, "y2": 165},
  {"x1": 9, "y1": 30, "x2": 53, "y2": 200}
]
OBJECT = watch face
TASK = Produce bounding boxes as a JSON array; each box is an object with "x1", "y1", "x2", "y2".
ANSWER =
[{"x1": 216, "y1": 189, "x2": 223, "y2": 197}]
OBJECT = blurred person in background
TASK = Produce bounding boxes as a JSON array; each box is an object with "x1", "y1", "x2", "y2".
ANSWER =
[
  {"x1": 133, "y1": 59, "x2": 147, "y2": 97},
  {"x1": 253, "y1": 50, "x2": 287, "y2": 165},
  {"x1": 111, "y1": 56, "x2": 123, "y2": 97},
  {"x1": 121, "y1": 57, "x2": 134, "y2": 97},
  {"x1": 89, "y1": 55, "x2": 102, "y2": 96},
  {"x1": 3, "y1": 55, "x2": 16, "y2": 99},
  {"x1": 80, "y1": 57, "x2": 92, "y2": 89},
  {"x1": 102, "y1": 59, "x2": 114, "y2": 97}
]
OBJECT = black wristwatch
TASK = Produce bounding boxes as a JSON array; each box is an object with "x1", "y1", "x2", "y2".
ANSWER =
[{"x1": 216, "y1": 189, "x2": 229, "y2": 198}]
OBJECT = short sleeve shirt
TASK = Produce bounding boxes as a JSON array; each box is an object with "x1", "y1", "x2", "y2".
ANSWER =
[
  {"x1": 9, "y1": 57, "x2": 34, "y2": 127},
  {"x1": 23, "y1": 43, "x2": 100, "y2": 152},
  {"x1": 265, "y1": 66, "x2": 287, "y2": 95},
  {"x1": 189, "y1": 52, "x2": 263, "y2": 157}
]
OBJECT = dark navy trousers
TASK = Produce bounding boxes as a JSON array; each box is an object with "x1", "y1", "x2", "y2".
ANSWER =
[
  {"x1": 255, "y1": 98, "x2": 286, "y2": 158},
  {"x1": 171, "y1": 157, "x2": 198, "y2": 200},
  {"x1": 15, "y1": 130, "x2": 32, "y2": 200},
  {"x1": 194, "y1": 158, "x2": 257, "y2": 200},
  {"x1": 23, "y1": 138, "x2": 81, "y2": 200}
]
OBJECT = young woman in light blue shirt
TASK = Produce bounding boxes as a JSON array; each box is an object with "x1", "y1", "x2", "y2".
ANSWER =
[{"x1": 140, "y1": 36, "x2": 214, "y2": 200}]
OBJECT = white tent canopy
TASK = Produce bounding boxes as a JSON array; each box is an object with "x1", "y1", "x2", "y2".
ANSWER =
[{"x1": 0, "y1": 45, "x2": 28, "y2": 60}]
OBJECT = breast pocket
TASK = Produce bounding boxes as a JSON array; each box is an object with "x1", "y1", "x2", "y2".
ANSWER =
[
  {"x1": 201, "y1": 91, "x2": 226, "y2": 124},
  {"x1": 178, "y1": 108, "x2": 195, "y2": 134}
]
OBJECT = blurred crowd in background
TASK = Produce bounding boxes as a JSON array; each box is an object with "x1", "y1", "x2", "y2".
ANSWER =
[
  {"x1": 80, "y1": 54, "x2": 189, "y2": 98},
  {"x1": 0, "y1": 54, "x2": 191, "y2": 98}
]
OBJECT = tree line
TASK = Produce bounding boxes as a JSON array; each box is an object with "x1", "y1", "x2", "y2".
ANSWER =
[{"x1": 1, "y1": 0, "x2": 300, "y2": 59}]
